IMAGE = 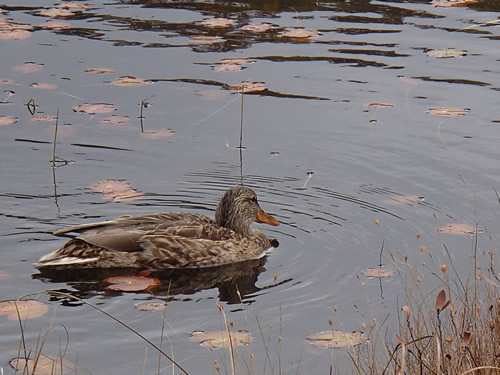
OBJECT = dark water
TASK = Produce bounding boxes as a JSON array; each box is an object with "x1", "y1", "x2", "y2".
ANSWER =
[{"x1": 1, "y1": 0, "x2": 500, "y2": 373}]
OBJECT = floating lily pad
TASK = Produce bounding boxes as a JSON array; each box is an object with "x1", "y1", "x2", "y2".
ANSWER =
[
  {"x1": 384, "y1": 194, "x2": 424, "y2": 205},
  {"x1": 241, "y1": 23, "x2": 272, "y2": 32},
  {"x1": 361, "y1": 268, "x2": 394, "y2": 278},
  {"x1": 201, "y1": 18, "x2": 235, "y2": 28},
  {"x1": 427, "y1": 107, "x2": 468, "y2": 117},
  {"x1": 426, "y1": 48, "x2": 466, "y2": 58},
  {"x1": 31, "y1": 82, "x2": 58, "y2": 90},
  {"x1": 432, "y1": 0, "x2": 478, "y2": 7},
  {"x1": 306, "y1": 330, "x2": 367, "y2": 348},
  {"x1": 135, "y1": 301, "x2": 167, "y2": 311},
  {"x1": 74, "y1": 103, "x2": 115, "y2": 114},
  {"x1": 41, "y1": 20, "x2": 71, "y2": 29},
  {"x1": 229, "y1": 81, "x2": 267, "y2": 93},
  {"x1": 10, "y1": 355, "x2": 76, "y2": 375},
  {"x1": 101, "y1": 115, "x2": 129, "y2": 125},
  {"x1": 0, "y1": 116, "x2": 17, "y2": 125},
  {"x1": 140, "y1": 129, "x2": 175, "y2": 139},
  {"x1": 110, "y1": 76, "x2": 150, "y2": 86},
  {"x1": 282, "y1": 28, "x2": 318, "y2": 39},
  {"x1": 85, "y1": 67, "x2": 115, "y2": 74},
  {"x1": 0, "y1": 300, "x2": 49, "y2": 320},
  {"x1": 190, "y1": 330, "x2": 253, "y2": 348},
  {"x1": 366, "y1": 102, "x2": 394, "y2": 109},
  {"x1": 40, "y1": 8, "x2": 74, "y2": 17},
  {"x1": 436, "y1": 223, "x2": 482, "y2": 235},
  {"x1": 189, "y1": 36, "x2": 224, "y2": 45},
  {"x1": 12, "y1": 62, "x2": 43, "y2": 74},
  {"x1": 104, "y1": 275, "x2": 161, "y2": 292},
  {"x1": 30, "y1": 115, "x2": 58, "y2": 122}
]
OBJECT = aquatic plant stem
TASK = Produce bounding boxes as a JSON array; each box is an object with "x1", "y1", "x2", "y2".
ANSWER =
[{"x1": 51, "y1": 109, "x2": 59, "y2": 167}]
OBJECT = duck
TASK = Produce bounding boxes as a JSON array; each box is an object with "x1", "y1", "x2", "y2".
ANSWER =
[{"x1": 34, "y1": 186, "x2": 280, "y2": 270}]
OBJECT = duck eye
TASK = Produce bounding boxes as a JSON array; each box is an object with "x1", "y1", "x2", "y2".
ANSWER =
[{"x1": 250, "y1": 196, "x2": 257, "y2": 203}]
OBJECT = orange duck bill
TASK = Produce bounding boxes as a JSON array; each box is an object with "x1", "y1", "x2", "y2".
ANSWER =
[{"x1": 256, "y1": 207, "x2": 280, "y2": 226}]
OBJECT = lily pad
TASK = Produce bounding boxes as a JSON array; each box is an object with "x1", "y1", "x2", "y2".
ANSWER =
[
  {"x1": 135, "y1": 301, "x2": 167, "y2": 311},
  {"x1": 190, "y1": 330, "x2": 253, "y2": 348},
  {"x1": 436, "y1": 223, "x2": 481, "y2": 235},
  {"x1": 201, "y1": 18, "x2": 235, "y2": 28},
  {"x1": 104, "y1": 275, "x2": 161, "y2": 292},
  {"x1": 10, "y1": 356, "x2": 76, "y2": 375},
  {"x1": 0, "y1": 116, "x2": 17, "y2": 125},
  {"x1": 306, "y1": 330, "x2": 367, "y2": 348},
  {"x1": 0, "y1": 300, "x2": 49, "y2": 321},
  {"x1": 74, "y1": 103, "x2": 115, "y2": 114},
  {"x1": 427, "y1": 107, "x2": 468, "y2": 117},
  {"x1": 361, "y1": 268, "x2": 394, "y2": 278}
]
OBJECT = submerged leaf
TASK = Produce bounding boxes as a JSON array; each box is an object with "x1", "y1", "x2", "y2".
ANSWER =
[
  {"x1": 104, "y1": 275, "x2": 161, "y2": 292},
  {"x1": 0, "y1": 300, "x2": 49, "y2": 320},
  {"x1": 190, "y1": 330, "x2": 253, "y2": 348},
  {"x1": 306, "y1": 331, "x2": 367, "y2": 348}
]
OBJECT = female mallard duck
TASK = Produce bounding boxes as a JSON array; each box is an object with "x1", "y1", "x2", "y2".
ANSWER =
[{"x1": 34, "y1": 186, "x2": 279, "y2": 269}]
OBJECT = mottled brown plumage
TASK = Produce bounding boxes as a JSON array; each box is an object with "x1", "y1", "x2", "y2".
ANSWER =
[{"x1": 34, "y1": 186, "x2": 279, "y2": 269}]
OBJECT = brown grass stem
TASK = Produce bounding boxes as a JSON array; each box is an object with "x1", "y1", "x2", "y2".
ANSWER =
[{"x1": 217, "y1": 302, "x2": 235, "y2": 375}]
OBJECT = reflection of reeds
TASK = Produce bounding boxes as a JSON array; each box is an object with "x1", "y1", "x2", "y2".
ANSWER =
[{"x1": 51, "y1": 109, "x2": 59, "y2": 167}]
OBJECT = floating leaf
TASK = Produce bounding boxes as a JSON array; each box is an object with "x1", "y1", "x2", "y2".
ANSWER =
[
  {"x1": 110, "y1": 76, "x2": 150, "y2": 86},
  {"x1": 426, "y1": 48, "x2": 466, "y2": 58},
  {"x1": 101, "y1": 115, "x2": 129, "y2": 125},
  {"x1": 90, "y1": 180, "x2": 143, "y2": 202},
  {"x1": 229, "y1": 81, "x2": 266, "y2": 93},
  {"x1": 31, "y1": 82, "x2": 58, "y2": 90},
  {"x1": 41, "y1": 20, "x2": 71, "y2": 29},
  {"x1": 135, "y1": 301, "x2": 167, "y2": 311},
  {"x1": 384, "y1": 194, "x2": 424, "y2": 205},
  {"x1": 282, "y1": 28, "x2": 318, "y2": 39},
  {"x1": 40, "y1": 8, "x2": 74, "y2": 17},
  {"x1": 0, "y1": 78, "x2": 15, "y2": 85},
  {"x1": 201, "y1": 18, "x2": 235, "y2": 28},
  {"x1": 0, "y1": 28, "x2": 31, "y2": 40},
  {"x1": 10, "y1": 355, "x2": 76, "y2": 375},
  {"x1": 432, "y1": 0, "x2": 478, "y2": 7},
  {"x1": 104, "y1": 275, "x2": 161, "y2": 292},
  {"x1": 361, "y1": 268, "x2": 394, "y2": 278},
  {"x1": 427, "y1": 107, "x2": 468, "y2": 117},
  {"x1": 0, "y1": 116, "x2": 17, "y2": 125},
  {"x1": 0, "y1": 270, "x2": 10, "y2": 280},
  {"x1": 60, "y1": 2, "x2": 90, "y2": 9},
  {"x1": 0, "y1": 300, "x2": 49, "y2": 320},
  {"x1": 214, "y1": 64, "x2": 242, "y2": 72},
  {"x1": 366, "y1": 102, "x2": 394, "y2": 109},
  {"x1": 306, "y1": 331, "x2": 367, "y2": 348},
  {"x1": 12, "y1": 62, "x2": 43, "y2": 74},
  {"x1": 219, "y1": 58, "x2": 255, "y2": 65},
  {"x1": 140, "y1": 129, "x2": 175, "y2": 139},
  {"x1": 241, "y1": 23, "x2": 272, "y2": 32},
  {"x1": 190, "y1": 330, "x2": 253, "y2": 348},
  {"x1": 436, "y1": 223, "x2": 481, "y2": 235},
  {"x1": 189, "y1": 36, "x2": 224, "y2": 44},
  {"x1": 74, "y1": 103, "x2": 115, "y2": 114},
  {"x1": 30, "y1": 115, "x2": 58, "y2": 122},
  {"x1": 85, "y1": 67, "x2": 115, "y2": 74}
]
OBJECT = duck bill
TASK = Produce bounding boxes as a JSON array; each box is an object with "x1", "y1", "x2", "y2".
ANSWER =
[{"x1": 256, "y1": 207, "x2": 280, "y2": 226}]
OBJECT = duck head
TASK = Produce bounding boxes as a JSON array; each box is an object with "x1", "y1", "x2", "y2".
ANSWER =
[{"x1": 215, "y1": 186, "x2": 279, "y2": 235}]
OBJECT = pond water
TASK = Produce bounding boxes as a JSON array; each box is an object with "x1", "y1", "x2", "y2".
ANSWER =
[{"x1": 1, "y1": 0, "x2": 500, "y2": 373}]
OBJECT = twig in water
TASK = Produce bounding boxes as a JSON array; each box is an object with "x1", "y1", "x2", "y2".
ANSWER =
[
  {"x1": 139, "y1": 95, "x2": 155, "y2": 133},
  {"x1": 52, "y1": 109, "x2": 59, "y2": 167},
  {"x1": 25, "y1": 98, "x2": 36, "y2": 115}
]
